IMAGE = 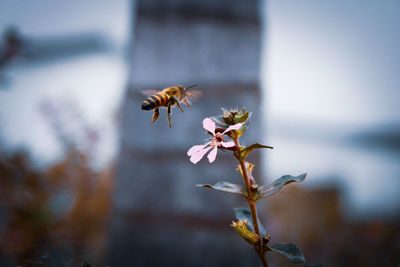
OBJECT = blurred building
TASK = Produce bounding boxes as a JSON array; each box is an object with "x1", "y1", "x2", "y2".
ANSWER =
[
  {"x1": 109, "y1": 0, "x2": 263, "y2": 266},
  {"x1": 265, "y1": 185, "x2": 400, "y2": 267}
]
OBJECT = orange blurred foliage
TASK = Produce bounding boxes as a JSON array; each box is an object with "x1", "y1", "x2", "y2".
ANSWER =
[{"x1": 0, "y1": 149, "x2": 114, "y2": 265}]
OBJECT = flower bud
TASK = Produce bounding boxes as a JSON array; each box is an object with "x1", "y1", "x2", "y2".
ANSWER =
[
  {"x1": 222, "y1": 107, "x2": 250, "y2": 125},
  {"x1": 231, "y1": 220, "x2": 260, "y2": 245},
  {"x1": 262, "y1": 233, "x2": 271, "y2": 244},
  {"x1": 210, "y1": 108, "x2": 251, "y2": 138},
  {"x1": 222, "y1": 108, "x2": 237, "y2": 125},
  {"x1": 251, "y1": 184, "x2": 258, "y2": 193},
  {"x1": 233, "y1": 107, "x2": 250, "y2": 124}
]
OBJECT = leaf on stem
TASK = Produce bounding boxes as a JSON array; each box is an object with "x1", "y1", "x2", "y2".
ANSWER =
[
  {"x1": 240, "y1": 143, "x2": 273, "y2": 159},
  {"x1": 269, "y1": 242, "x2": 306, "y2": 264},
  {"x1": 234, "y1": 207, "x2": 266, "y2": 236},
  {"x1": 257, "y1": 173, "x2": 307, "y2": 199},
  {"x1": 196, "y1": 182, "x2": 247, "y2": 197},
  {"x1": 236, "y1": 117, "x2": 250, "y2": 136}
]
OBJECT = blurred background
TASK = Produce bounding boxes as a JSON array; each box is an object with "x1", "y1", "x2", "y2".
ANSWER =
[{"x1": 0, "y1": 0, "x2": 399, "y2": 266}]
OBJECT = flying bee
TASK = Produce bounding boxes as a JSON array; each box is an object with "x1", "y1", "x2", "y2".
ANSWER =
[{"x1": 141, "y1": 85, "x2": 201, "y2": 128}]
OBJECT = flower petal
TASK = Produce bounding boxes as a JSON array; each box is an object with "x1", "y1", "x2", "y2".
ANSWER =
[
  {"x1": 187, "y1": 144, "x2": 207, "y2": 156},
  {"x1": 203, "y1": 118, "x2": 216, "y2": 135},
  {"x1": 190, "y1": 146, "x2": 212, "y2": 164},
  {"x1": 207, "y1": 147, "x2": 218, "y2": 163},
  {"x1": 221, "y1": 141, "x2": 235, "y2": 148},
  {"x1": 222, "y1": 123, "x2": 243, "y2": 134}
]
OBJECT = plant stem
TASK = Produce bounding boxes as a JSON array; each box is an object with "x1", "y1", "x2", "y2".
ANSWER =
[
  {"x1": 234, "y1": 137, "x2": 268, "y2": 267},
  {"x1": 248, "y1": 200, "x2": 261, "y2": 240},
  {"x1": 234, "y1": 139, "x2": 250, "y2": 191},
  {"x1": 257, "y1": 252, "x2": 269, "y2": 267}
]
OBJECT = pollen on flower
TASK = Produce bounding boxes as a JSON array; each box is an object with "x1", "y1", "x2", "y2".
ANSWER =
[
  {"x1": 214, "y1": 133, "x2": 224, "y2": 143},
  {"x1": 210, "y1": 133, "x2": 225, "y2": 148}
]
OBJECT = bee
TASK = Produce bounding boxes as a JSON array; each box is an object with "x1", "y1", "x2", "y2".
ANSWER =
[{"x1": 141, "y1": 85, "x2": 201, "y2": 128}]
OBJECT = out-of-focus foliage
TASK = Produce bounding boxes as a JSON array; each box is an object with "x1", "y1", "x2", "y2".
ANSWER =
[{"x1": 0, "y1": 149, "x2": 114, "y2": 265}]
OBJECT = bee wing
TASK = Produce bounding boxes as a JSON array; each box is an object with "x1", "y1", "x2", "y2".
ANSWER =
[
  {"x1": 185, "y1": 89, "x2": 202, "y2": 102},
  {"x1": 140, "y1": 89, "x2": 161, "y2": 97}
]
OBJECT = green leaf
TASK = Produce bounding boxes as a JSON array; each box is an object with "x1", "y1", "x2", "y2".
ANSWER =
[
  {"x1": 240, "y1": 143, "x2": 273, "y2": 159},
  {"x1": 196, "y1": 182, "x2": 246, "y2": 197},
  {"x1": 257, "y1": 173, "x2": 306, "y2": 199},
  {"x1": 269, "y1": 242, "x2": 305, "y2": 264},
  {"x1": 234, "y1": 207, "x2": 266, "y2": 236}
]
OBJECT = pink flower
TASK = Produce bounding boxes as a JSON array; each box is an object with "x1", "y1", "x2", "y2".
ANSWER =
[{"x1": 187, "y1": 118, "x2": 243, "y2": 164}]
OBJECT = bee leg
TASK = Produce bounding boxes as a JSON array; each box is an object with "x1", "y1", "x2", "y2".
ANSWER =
[
  {"x1": 167, "y1": 102, "x2": 172, "y2": 128},
  {"x1": 170, "y1": 97, "x2": 183, "y2": 112},
  {"x1": 151, "y1": 108, "x2": 160, "y2": 124},
  {"x1": 176, "y1": 101, "x2": 184, "y2": 112},
  {"x1": 183, "y1": 99, "x2": 191, "y2": 109}
]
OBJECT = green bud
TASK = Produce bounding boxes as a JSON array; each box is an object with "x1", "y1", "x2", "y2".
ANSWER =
[{"x1": 221, "y1": 107, "x2": 250, "y2": 125}]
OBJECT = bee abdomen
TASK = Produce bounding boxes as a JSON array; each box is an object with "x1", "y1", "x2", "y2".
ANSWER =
[
  {"x1": 141, "y1": 93, "x2": 167, "y2": 110},
  {"x1": 156, "y1": 93, "x2": 168, "y2": 106},
  {"x1": 141, "y1": 100, "x2": 154, "y2": 110}
]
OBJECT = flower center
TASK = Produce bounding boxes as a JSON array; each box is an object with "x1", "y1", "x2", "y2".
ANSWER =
[
  {"x1": 210, "y1": 133, "x2": 224, "y2": 147},
  {"x1": 215, "y1": 133, "x2": 224, "y2": 142}
]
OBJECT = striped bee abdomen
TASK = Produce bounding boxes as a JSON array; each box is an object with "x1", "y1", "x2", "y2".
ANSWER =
[{"x1": 141, "y1": 93, "x2": 168, "y2": 110}]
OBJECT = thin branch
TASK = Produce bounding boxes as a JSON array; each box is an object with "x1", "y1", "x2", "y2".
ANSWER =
[{"x1": 233, "y1": 137, "x2": 268, "y2": 267}]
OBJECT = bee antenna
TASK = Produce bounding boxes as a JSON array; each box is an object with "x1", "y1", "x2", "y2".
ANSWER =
[{"x1": 185, "y1": 84, "x2": 198, "y2": 90}]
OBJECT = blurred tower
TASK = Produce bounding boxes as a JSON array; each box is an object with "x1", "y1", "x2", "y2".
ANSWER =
[{"x1": 109, "y1": 0, "x2": 262, "y2": 266}]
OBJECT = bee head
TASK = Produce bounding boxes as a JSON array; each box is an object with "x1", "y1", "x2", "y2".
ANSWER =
[{"x1": 177, "y1": 86, "x2": 186, "y2": 95}]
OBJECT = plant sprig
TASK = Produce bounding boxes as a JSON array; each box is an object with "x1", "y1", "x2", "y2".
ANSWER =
[{"x1": 188, "y1": 107, "x2": 319, "y2": 266}]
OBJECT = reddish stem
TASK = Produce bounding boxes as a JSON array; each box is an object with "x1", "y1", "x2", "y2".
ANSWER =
[{"x1": 233, "y1": 137, "x2": 268, "y2": 267}]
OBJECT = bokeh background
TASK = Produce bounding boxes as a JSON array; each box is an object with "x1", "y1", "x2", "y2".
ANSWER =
[{"x1": 0, "y1": 0, "x2": 399, "y2": 266}]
